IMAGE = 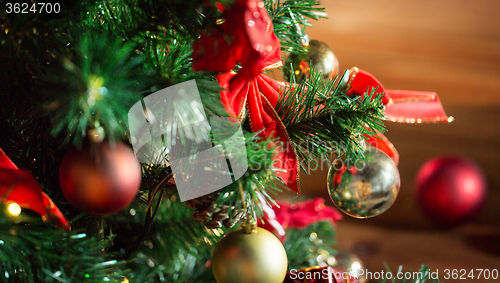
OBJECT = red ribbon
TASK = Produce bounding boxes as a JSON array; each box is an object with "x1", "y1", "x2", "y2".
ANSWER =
[
  {"x1": 0, "y1": 148, "x2": 69, "y2": 229},
  {"x1": 347, "y1": 67, "x2": 451, "y2": 165},
  {"x1": 346, "y1": 67, "x2": 451, "y2": 123},
  {"x1": 193, "y1": 0, "x2": 300, "y2": 193}
]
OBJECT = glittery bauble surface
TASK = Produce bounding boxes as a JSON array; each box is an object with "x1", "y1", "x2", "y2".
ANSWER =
[
  {"x1": 212, "y1": 227, "x2": 288, "y2": 283},
  {"x1": 283, "y1": 40, "x2": 339, "y2": 84},
  {"x1": 59, "y1": 141, "x2": 142, "y2": 216},
  {"x1": 415, "y1": 156, "x2": 487, "y2": 227},
  {"x1": 328, "y1": 148, "x2": 400, "y2": 218}
]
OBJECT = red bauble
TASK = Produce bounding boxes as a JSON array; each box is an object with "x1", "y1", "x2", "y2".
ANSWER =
[
  {"x1": 59, "y1": 141, "x2": 142, "y2": 216},
  {"x1": 415, "y1": 156, "x2": 487, "y2": 227}
]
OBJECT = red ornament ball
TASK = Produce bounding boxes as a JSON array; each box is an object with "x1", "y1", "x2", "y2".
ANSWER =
[
  {"x1": 415, "y1": 156, "x2": 487, "y2": 227},
  {"x1": 59, "y1": 141, "x2": 142, "y2": 216}
]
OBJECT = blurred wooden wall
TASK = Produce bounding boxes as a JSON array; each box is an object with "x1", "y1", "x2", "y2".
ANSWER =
[{"x1": 289, "y1": 0, "x2": 500, "y2": 228}]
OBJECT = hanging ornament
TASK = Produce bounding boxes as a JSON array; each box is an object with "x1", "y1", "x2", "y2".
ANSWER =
[
  {"x1": 327, "y1": 148, "x2": 400, "y2": 218},
  {"x1": 415, "y1": 156, "x2": 487, "y2": 227},
  {"x1": 283, "y1": 39, "x2": 339, "y2": 84},
  {"x1": 212, "y1": 223, "x2": 288, "y2": 283},
  {"x1": 59, "y1": 140, "x2": 142, "y2": 216}
]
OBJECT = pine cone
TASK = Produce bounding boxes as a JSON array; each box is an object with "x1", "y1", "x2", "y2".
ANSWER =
[{"x1": 185, "y1": 194, "x2": 245, "y2": 229}]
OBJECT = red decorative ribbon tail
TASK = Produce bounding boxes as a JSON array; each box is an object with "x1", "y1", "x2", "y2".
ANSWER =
[
  {"x1": 347, "y1": 67, "x2": 451, "y2": 166},
  {"x1": 385, "y1": 89, "x2": 452, "y2": 123},
  {"x1": 346, "y1": 67, "x2": 451, "y2": 123}
]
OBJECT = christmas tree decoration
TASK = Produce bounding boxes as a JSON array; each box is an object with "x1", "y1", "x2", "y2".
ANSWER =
[
  {"x1": 185, "y1": 193, "x2": 246, "y2": 229},
  {"x1": 327, "y1": 148, "x2": 400, "y2": 218},
  {"x1": 212, "y1": 223, "x2": 288, "y2": 283},
  {"x1": 59, "y1": 140, "x2": 142, "y2": 216},
  {"x1": 283, "y1": 39, "x2": 340, "y2": 84},
  {"x1": 193, "y1": 0, "x2": 301, "y2": 193},
  {"x1": 415, "y1": 156, "x2": 487, "y2": 226},
  {"x1": 0, "y1": 148, "x2": 68, "y2": 228},
  {"x1": 193, "y1": 0, "x2": 282, "y2": 89},
  {"x1": 340, "y1": 66, "x2": 453, "y2": 168},
  {"x1": 1, "y1": 0, "x2": 454, "y2": 280},
  {"x1": 345, "y1": 67, "x2": 452, "y2": 123}
]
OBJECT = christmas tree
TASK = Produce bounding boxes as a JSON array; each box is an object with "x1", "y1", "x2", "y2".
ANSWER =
[{"x1": 1, "y1": 1, "x2": 449, "y2": 282}]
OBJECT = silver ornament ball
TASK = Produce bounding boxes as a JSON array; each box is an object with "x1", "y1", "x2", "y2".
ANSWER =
[{"x1": 327, "y1": 148, "x2": 400, "y2": 218}]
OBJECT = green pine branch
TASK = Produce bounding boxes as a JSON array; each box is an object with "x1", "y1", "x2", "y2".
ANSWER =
[
  {"x1": 0, "y1": 207, "x2": 127, "y2": 283},
  {"x1": 106, "y1": 199, "x2": 220, "y2": 283},
  {"x1": 275, "y1": 69, "x2": 386, "y2": 172},
  {"x1": 284, "y1": 221, "x2": 338, "y2": 270},
  {"x1": 46, "y1": 32, "x2": 147, "y2": 145},
  {"x1": 266, "y1": 0, "x2": 326, "y2": 53},
  {"x1": 82, "y1": 0, "x2": 228, "y2": 41}
]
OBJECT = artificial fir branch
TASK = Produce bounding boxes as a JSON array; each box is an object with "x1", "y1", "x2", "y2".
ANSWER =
[
  {"x1": 266, "y1": 0, "x2": 326, "y2": 52},
  {"x1": 83, "y1": 0, "x2": 223, "y2": 40},
  {"x1": 284, "y1": 221, "x2": 338, "y2": 270},
  {"x1": 140, "y1": 36, "x2": 228, "y2": 118},
  {"x1": 275, "y1": 69, "x2": 386, "y2": 171},
  {"x1": 46, "y1": 32, "x2": 147, "y2": 145},
  {"x1": 210, "y1": 131, "x2": 281, "y2": 220},
  {"x1": 107, "y1": 199, "x2": 222, "y2": 283},
  {"x1": 169, "y1": 130, "x2": 280, "y2": 223},
  {"x1": 0, "y1": 208, "x2": 127, "y2": 283}
]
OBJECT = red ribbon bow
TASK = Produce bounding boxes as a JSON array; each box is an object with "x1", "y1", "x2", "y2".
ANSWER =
[
  {"x1": 0, "y1": 148, "x2": 69, "y2": 229},
  {"x1": 193, "y1": 0, "x2": 300, "y2": 193}
]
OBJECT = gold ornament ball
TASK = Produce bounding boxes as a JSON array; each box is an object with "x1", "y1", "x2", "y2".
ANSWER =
[
  {"x1": 212, "y1": 227, "x2": 288, "y2": 283},
  {"x1": 283, "y1": 39, "x2": 339, "y2": 84},
  {"x1": 327, "y1": 148, "x2": 400, "y2": 218}
]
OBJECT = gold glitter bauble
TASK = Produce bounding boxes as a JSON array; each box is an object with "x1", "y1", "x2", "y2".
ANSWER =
[
  {"x1": 212, "y1": 227, "x2": 288, "y2": 283},
  {"x1": 283, "y1": 39, "x2": 339, "y2": 84},
  {"x1": 327, "y1": 148, "x2": 400, "y2": 218}
]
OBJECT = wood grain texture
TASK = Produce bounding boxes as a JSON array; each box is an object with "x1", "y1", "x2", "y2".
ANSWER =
[{"x1": 278, "y1": 0, "x2": 500, "y2": 281}]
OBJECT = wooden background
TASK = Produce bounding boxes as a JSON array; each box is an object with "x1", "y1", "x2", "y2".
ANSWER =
[{"x1": 276, "y1": 0, "x2": 500, "y2": 281}]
